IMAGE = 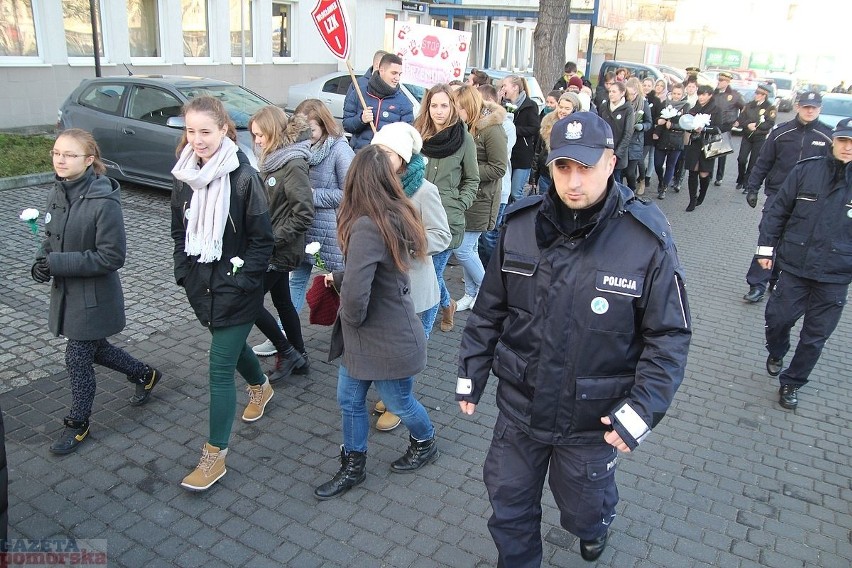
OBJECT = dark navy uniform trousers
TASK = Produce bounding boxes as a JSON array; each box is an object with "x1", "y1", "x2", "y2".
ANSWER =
[
  {"x1": 484, "y1": 412, "x2": 618, "y2": 568},
  {"x1": 765, "y1": 271, "x2": 848, "y2": 387}
]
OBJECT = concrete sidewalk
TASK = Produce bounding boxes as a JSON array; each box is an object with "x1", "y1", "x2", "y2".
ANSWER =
[{"x1": 1, "y1": 171, "x2": 850, "y2": 567}]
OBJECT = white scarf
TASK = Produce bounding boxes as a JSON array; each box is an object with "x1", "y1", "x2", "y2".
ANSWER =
[{"x1": 172, "y1": 137, "x2": 239, "y2": 262}]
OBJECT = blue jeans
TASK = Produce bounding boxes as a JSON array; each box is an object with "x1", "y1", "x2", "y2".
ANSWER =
[
  {"x1": 510, "y1": 168, "x2": 531, "y2": 202},
  {"x1": 452, "y1": 231, "x2": 485, "y2": 297},
  {"x1": 537, "y1": 174, "x2": 552, "y2": 195},
  {"x1": 337, "y1": 365, "x2": 435, "y2": 453},
  {"x1": 289, "y1": 261, "x2": 313, "y2": 314},
  {"x1": 419, "y1": 304, "x2": 439, "y2": 340},
  {"x1": 479, "y1": 202, "x2": 506, "y2": 269},
  {"x1": 432, "y1": 249, "x2": 453, "y2": 309}
]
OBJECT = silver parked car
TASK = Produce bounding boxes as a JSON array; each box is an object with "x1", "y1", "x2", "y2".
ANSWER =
[
  {"x1": 57, "y1": 75, "x2": 272, "y2": 190},
  {"x1": 286, "y1": 71, "x2": 424, "y2": 121}
]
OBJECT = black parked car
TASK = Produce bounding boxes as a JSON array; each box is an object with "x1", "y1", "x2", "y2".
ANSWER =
[{"x1": 57, "y1": 75, "x2": 272, "y2": 190}]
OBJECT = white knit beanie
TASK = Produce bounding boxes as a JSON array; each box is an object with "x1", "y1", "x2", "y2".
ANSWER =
[{"x1": 370, "y1": 122, "x2": 423, "y2": 164}]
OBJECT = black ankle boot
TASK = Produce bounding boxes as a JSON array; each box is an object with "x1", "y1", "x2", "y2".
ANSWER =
[
  {"x1": 50, "y1": 417, "x2": 90, "y2": 455},
  {"x1": 292, "y1": 351, "x2": 311, "y2": 376},
  {"x1": 314, "y1": 446, "x2": 367, "y2": 500},
  {"x1": 391, "y1": 435, "x2": 439, "y2": 473},
  {"x1": 129, "y1": 366, "x2": 162, "y2": 406},
  {"x1": 269, "y1": 347, "x2": 306, "y2": 383}
]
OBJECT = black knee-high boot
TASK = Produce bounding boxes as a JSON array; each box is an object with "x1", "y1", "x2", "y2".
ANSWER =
[
  {"x1": 686, "y1": 172, "x2": 699, "y2": 211},
  {"x1": 697, "y1": 175, "x2": 711, "y2": 206}
]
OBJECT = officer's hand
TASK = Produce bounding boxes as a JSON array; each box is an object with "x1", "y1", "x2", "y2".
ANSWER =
[
  {"x1": 746, "y1": 191, "x2": 758, "y2": 208},
  {"x1": 458, "y1": 401, "x2": 476, "y2": 416},
  {"x1": 601, "y1": 416, "x2": 631, "y2": 453},
  {"x1": 361, "y1": 107, "x2": 374, "y2": 124},
  {"x1": 31, "y1": 258, "x2": 51, "y2": 283},
  {"x1": 757, "y1": 258, "x2": 773, "y2": 270}
]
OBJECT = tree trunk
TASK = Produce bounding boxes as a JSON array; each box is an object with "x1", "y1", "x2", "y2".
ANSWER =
[{"x1": 533, "y1": 0, "x2": 571, "y2": 94}]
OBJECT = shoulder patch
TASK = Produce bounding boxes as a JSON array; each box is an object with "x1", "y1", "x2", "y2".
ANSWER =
[
  {"x1": 625, "y1": 200, "x2": 674, "y2": 246},
  {"x1": 503, "y1": 194, "x2": 544, "y2": 222}
]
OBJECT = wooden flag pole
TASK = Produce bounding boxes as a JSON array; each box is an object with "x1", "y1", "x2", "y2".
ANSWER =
[{"x1": 346, "y1": 59, "x2": 376, "y2": 134}]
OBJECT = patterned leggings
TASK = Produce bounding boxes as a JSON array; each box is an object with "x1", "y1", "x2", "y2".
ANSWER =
[{"x1": 65, "y1": 339, "x2": 147, "y2": 421}]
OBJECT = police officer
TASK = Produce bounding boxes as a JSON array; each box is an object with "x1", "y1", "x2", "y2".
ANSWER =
[
  {"x1": 733, "y1": 83, "x2": 776, "y2": 189},
  {"x1": 742, "y1": 91, "x2": 833, "y2": 303},
  {"x1": 756, "y1": 118, "x2": 852, "y2": 409},
  {"x1": 456, "y1": 112, "x2": 691, "y2": 566},
  {"x1": 712, "y1": 71, "x2": 745, "y2": 186}
]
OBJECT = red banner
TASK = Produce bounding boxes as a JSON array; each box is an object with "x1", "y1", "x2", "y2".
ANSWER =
[{"x1": 311, "y1": 0, "x2": 350, "y2": 60}]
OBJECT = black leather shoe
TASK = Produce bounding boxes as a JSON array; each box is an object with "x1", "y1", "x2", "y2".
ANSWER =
[
  {"x1": 657, "y1": 190, "x2": 666, "y2": 200},
  {"x1": 743, "y1": 286, "x2": 765, "y2": 303},
  {"x1": 779, "y1": 385, "x2": 799, "y2": 409},
  {"x1": 714, "y1": 179, "x2": 722, "y2": 186},
  {"x1": 766, "y1": 356, "x2": 783, "y2": 377},
  {"x1": 580, "y1": 533, "x2": 608, "y2": 562}
]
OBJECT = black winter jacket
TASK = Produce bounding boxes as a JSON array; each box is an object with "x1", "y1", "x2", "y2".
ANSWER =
[
  {"x1": 171, "y1": 151, "x2": 274, "y2": 328},
  {"x1": 508, "y1": 95, "x2": 541, "y2": 170},
  {"x1": 457, "y1": 183, "x2": 691, "y2": 449},
  {"x1": 758, "y1": 157, "x2": 852, "y2": 284},
  {"x1": 598, "y1": 99, "x2": 634, "y2": 169},
  {"x1": 745, "y1": 117, "x2": 833, "y2": 194},
  {"x1": 734, "y1": 99, "x2": 776, "y2": 140},
  {"x1": 712, "y1": 85, "x2": 745, "y2": 131}
]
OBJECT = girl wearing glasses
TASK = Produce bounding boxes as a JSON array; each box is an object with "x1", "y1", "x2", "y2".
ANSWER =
[{"x1": 32, "y1": 128, "x2": 161, "y2": 455}]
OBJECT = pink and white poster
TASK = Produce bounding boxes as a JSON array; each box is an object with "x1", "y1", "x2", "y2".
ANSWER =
[{"x1": 393, "y1": 22, "x2": 472, "y2": 88}]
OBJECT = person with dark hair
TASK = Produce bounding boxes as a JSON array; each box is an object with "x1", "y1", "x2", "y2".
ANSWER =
[
  {"x1": 553, "y1": 61, "x2": 579, "y2": 91},
  {"x1": 501, "y1": 75, "x2": 540, "y2": 202},
  {"x1": 653, "y1": 83, "x2": 691, "y2": 200},
  {"x1": 171, "y1": 96, "x2": 274, "y2": 491},
  {"x1": 597, "y1": 80, "x2": 634, "y2": 184},
  {"x1": 682, "y1": 85, "x2": 723, "y2": 211},
  {"x1": 31, "y1": 128, "x2": 162, "y2": 455},
  {"x1": 595, "y1": 71, "x2": 616, "y2": 109},
  {"x1": 711, "y1": 72, "x2": 745, "y2": 186},
  {"x1": 343, "y1": 53, "x2": 414, "y2": 150},
  {"x1": 467, "y1": 69, "x2": 490, "y2": 87},
  {"x1": 457, "y1": 112, "x2": 690, "y2": 565},
  {"x1": 733, "y1": 83, "x2": 776, "y2": 190},
  {"x1": 755, "y1": 118, "x2": 852, "y2": 410},
  {"x1": 314, "y1": 145, "x2": 438, "y2": 500}
]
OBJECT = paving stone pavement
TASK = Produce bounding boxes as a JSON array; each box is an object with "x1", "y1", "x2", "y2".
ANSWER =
[{"x1": 2, "y1": 141, "x2": 851, "y2": 567}]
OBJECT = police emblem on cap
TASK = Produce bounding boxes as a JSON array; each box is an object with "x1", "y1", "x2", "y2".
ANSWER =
[
  {"x1": 564, "y1": 121, "x2": 583, "y2": 140},
  {"x1": 808, "y1": 93, "x2": 815, "y2": 100}
]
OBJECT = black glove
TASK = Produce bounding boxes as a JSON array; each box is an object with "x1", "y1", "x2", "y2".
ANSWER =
[
  {"x1": 745, "y1": 191, "x2": 758, "y2": 209},
  {"x1": 31, "y1": 258, "x2": 51, "y2": 283}
]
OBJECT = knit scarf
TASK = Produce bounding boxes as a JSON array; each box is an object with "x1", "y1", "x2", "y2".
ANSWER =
[
  {"x1": 368, "y1": 71, "x2": 398, "y2": 98},
  {"x1": 260, "y1": 139, "x2": 312, "y2": 174},
  {"x1": 172, "y1": 136, "x2": 239, "y2": 262},
  {"x1": 401, "y1": 153, "x2": 426, "y2": 197},
  {"x1": 421, "y1": 120, "x2": 466, "y2": 159},
  {"x1": 308, "y1": 136, "x2": 339, "y2": 166}
]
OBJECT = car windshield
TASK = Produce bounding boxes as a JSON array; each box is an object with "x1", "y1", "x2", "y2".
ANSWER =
[
  {"x1": 178, "y1": 85, "x2": 269, "y2": 128},
  {"x1": 772, "y1": 78, "x2": 793, "y2": 90},
  {"x1": 821, "y1": 97, "x2": 852, "y2": 117},
  {"x1": 403, "y1": 83, "x2": 426, "y2": 103}
]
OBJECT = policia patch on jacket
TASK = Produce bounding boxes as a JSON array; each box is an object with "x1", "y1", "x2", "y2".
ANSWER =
[{"x1": 595, "y1": 271, "x2": 644, "y2": 297}]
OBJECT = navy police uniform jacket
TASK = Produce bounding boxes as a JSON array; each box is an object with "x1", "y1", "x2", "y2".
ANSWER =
[
  {"x1": 745, "y1": 118, "x2": 833, "y2": 195},
  {"x1": 757, "y1": 157, "x2": 852, "y2": 284},
  {"x1": 457, "y1": 182, "x2": 691, "y2": 450}
]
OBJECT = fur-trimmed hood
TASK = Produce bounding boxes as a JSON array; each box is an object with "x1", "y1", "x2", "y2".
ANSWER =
[
  {"x1": 284, "y1": 113, "x2": 311, "y2": 145},
  {"x1": 475, "y1": 101, "x2": 507, "y2": 134}
]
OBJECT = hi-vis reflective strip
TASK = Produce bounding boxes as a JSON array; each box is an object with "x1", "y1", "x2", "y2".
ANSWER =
[
  {"x1": 615, "y1": 403, "x2": 650, "y2": 444},
  {"x1": 756, "y1": 246, "x2": 774, "y2": 256},
  {"x1": 675, "y1": 274, "x2": 688, "y2": 328}
]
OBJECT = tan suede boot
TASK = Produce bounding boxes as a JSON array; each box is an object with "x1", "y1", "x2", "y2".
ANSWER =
[
  {"x1": 440, "y1": 298, "x2": 457, "y2": 332},
  {"x1": 636, "y1": 179, "x2": 645, "y2": 195},
  {"x1": 181, "y1": 443, "x2": 227, "y2": 492},
  {"x1": 376, "y1": 410, "x2": 401, "y2": 431}
]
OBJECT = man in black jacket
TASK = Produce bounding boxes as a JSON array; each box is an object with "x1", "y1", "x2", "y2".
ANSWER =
[
  {"x1": 711, "y1": 71, "x2": 744, "y2": 185},
  {"x1": 755, "y1": 117, "x2": 852, "y2": 409},
  {"x1": 733, "y1": 83, "x2": 776, "y2": 189},
  {"x1": 456, "y1": 113, "x2": 691, "y2": 565},
  {"x1": 742, "y1": 92, "x2": 833, "y2": 302}
]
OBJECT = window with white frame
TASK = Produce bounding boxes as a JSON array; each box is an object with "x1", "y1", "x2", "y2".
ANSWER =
[
  {"x1": 271, "y1": 2, "x2": 291, "y2": 58},
  {"x1": 181, "y1": 0, "x2": 209, "y2": 58},
  {"x1": 127, "y1": 0, "x2": 161, "y2": 57},
  {"x1": 230, "y1": 0, "x2": 254, "y2": 58},
  {"x1": 1, "y1": 0, "x2": 39, "y2": 57},
  {"x1": 384, "y1": 14, "x2": 397, "y2": 54},
  {"x1": 63, "y1": 0, "x2": 104, "y2": 58}
]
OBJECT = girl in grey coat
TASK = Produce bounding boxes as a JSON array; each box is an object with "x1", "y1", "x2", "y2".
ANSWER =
[{"x1": 32, "y1": 129, "x2": 160, "y2": 455}]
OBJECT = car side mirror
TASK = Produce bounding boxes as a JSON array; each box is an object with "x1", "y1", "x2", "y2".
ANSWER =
[{"x1": 166, "y1": 116, "x2": 185, "y2": 129}]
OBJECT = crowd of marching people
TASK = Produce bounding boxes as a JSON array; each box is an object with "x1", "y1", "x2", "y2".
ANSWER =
[{"x1": 28, "y1": 49, "x2": 851, "y2": 565}]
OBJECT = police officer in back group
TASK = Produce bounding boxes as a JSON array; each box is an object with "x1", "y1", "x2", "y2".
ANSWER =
[
  {"x1": 755, "y1": 118, "x2": 852, "y2": 409},
  {"x1": 733, "y1": 83, "x2": 777, "y2": 190},
  {"x1": 741, "y1": 91, "x2": 833, "y2": 303},
  {"x1": 712, "y1": 71, "x2": 745, "y2": 186},
  {"x1": 456, "y1": 112, "x2": 691, "y2": 565}
]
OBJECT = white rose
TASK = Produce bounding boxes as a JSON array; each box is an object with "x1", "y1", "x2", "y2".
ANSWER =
[
  {"x1": 305, "y1": 242, "x2": 321, "y2": 255},
  {"x1": 20, "y1": 208, "x2": 39, "y2": 221}
]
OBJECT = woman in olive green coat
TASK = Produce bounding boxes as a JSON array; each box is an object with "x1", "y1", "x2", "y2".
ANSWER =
[
  {"x1": 452, "y1": 86, "x2": 508, "y2": 311},
  {"x1": 415, "y1": 84, "x2": 480, "y2": 332}
]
